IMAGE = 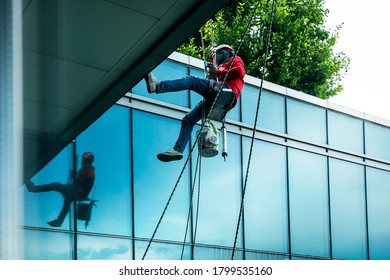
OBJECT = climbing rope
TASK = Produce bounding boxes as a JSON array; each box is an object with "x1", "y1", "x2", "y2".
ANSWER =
[
  {"x1": 231, "y1": 0, "x2": 277, "y2": 260},
  {"x1": 142, "y1": 0, "x2": 276, "y2": 260},
  {"x1": 192, "y1": 152, "x2": 202, "y2": 257},
  {"x1": 180, "y1": 152, "x2": 202, "y2": 260},
  {"x1": 200, "y1": 26, "x2": 208, "y2": 76}
]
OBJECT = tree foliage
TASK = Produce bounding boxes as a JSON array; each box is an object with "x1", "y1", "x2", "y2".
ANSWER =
[{"x1": 177, "y1": 0, "x2": 350, "y2": 99}]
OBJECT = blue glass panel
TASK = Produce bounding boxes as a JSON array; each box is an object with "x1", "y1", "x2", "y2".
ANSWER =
[
  {"x1": 78, "y1": 235, "x2": 132, "y2": 260},
  {"x1": 287, "y1": 98, "x2": 326, "y2": 143},
  {"x1": 191, "y1": 130, "x2": 242, "y2": 248},
  {"x1": 132, "y1": 60, "x2": 189, "y2": 107},
  {"x1": 291, "y1": 255, "x2": 324, "y2": 260},
  {"x1": 246, "y1": 251, "x2": 289, "y2": 260},
  {"x1": 189, "y1": 67, "x2": 240, "y2": 121},
  {"x1": 76, "y1": 105, "x2": 131, "y2": 236},
  {"x1": 329, "y1": 159, "x2": 367, "y2": 259},
  {"x1": 366, "y1": 167, "x2": 390, "y2": 259},
  {"x1": 133, "y1": 111, "x2": 190, "y2": 243},
  {"x1": 229, "y1": 94, "x2": 241, "y2": 122},
  {"x1": 243, "y1": 138, "x2": 288, "y2": 253},
  {"x1": 288, "y1": 148, "x2": 330, "y2": 258},
  {"x1": 24, "y1": 146, "x2": 73, "y2": 229},
  {"x1": 365, "y1": 122, "x2": 390, "y2": 161},
  {"x1": 193, "y1": 246, "x2": 242, "y2": 260},
  {"x1": 328, "y1": 111, "x2": 364, "y2": 154},
  {"x1": 135, "y1": 241, "x2": 191, "y2": 260},
  {"x1": 24, "y1": 230, "x2": 72, "y2": 259},
  {"x1": 241, "y1": 84, "x2": 259, "y2": 126},
  {"x1": 242, "y1": 85, "x2": 285, "y2": 133}
]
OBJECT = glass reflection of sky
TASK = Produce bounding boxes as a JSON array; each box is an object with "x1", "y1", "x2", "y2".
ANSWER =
[
  {"x1": 75, "y1": 105, "x2": 131, "y2": 236},
  {"x1": 77, "y1": 235, "x2": 132, "y2": 260},
  {"x1": 329, "y1": 158, "x2": 367, "y2": 259},
  {"x1": 367, "y1": 167, "x2": 390, "y2": 259},
  {"x1": 328, "y1": 111, "x2": 364, "y2": 154},
  {"x1": 365, "y1": 121, "x2": 390, "y2": 162},
  {"x1": 242, "y1": 85, "x2": 285, "y2": 133},
  {"x1": 193, "y1": 246, "x2": 242, "y2": 260},
  {"x1": 246, "y1": 251, "x2": 289, "y2": 260},
  {"x1": 288, "y1": 148, "x2": 330, "y2": 258},
  {"x1": 243, "y1": 138, "x2": 288, "y2": 254},
  {"x1": 24, "y1": 230, "x2": 72, "y2": 260},
  {"x1": 287, "y1": 98, "x2": 327, "y2": 144},
  {"x1": 135, "y1": 241, "x2": 191, "y2": 260},
  {"x1": 133, "y1": 110, "x2": 190, "y2": 242}
]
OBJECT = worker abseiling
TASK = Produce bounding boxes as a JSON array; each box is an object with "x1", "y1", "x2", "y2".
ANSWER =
[
  {"x1": 144, "y1": 44, "x2": 246, "y2": 162},
  {"x1": 25, "y1": 152, "x2": 96, "y2": 227}
]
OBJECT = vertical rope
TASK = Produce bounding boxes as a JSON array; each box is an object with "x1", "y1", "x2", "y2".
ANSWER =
[
  {"x1": 192, "y1": 151, "x2": 202, "y2": 259},
  {"x1": 181, "y1": 153, "x2": 201, "y2": 259},
  {"x1": 231, "y1": 0, "x2": 277, "y2": 260}
]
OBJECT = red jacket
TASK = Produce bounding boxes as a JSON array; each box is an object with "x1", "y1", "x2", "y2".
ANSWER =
[
  {"x1": 76, "y1": 165, "x2": 95, "y2": 199},
  {"x1": 215, "y1": 56, "x2": 246, "y2": 107}
]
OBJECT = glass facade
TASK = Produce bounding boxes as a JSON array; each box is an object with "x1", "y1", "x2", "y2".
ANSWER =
[
  {"x1": 243, "y1": 139, "x2": 288, "y2": 254},
  {"x1": 22, "y1": 53, "x2": 390, "y2": 260},
  {"x1": 329, "y1": 159, "x2": 367, "y2": 259},
  {"x1": 288, "y1": 149, "x2": 330, "y2": 258},
  {"x1": 287, "y1": 98, "x2": 327, "y2": 144},
  {"x1": 328, "y1": 111, "x2": 364, "y2": 154}
]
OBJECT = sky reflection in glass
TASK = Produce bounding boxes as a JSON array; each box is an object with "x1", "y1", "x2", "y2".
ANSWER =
[
  {"x1": 287, "y1": 98, "x2": 326, "y2": 144},
  {"x1": 243, "y1": 138, "x2": 288, "y2": 253},
  {"x1": 77, "y1": 235, "x2": 132, "y2": 260},
  {"x1": 133, "y1": 110, "x2": 190, "y2": 242},
  {"x1": 328, "y1": 111, "x2": 363, "y2": 154},
  {"x1": 288, "y1": 148, "x2": 330, "y2": 258},
  {"x1": 76, "y1": 105, "x2": 131, "y2": 236},
  {"x1": 365, "y1": 121, "x2": 390, "y2": 161},
  {"x1": 367, "y1": 167, "x2": 390, "y2": 259},
  {"x1": 241, "y1": 85, "x2": 285, "y2": 133},
  {"x1": 329, "y1": 158, "x2": 367, "y2": 259},
  {"x1": 135, "y1": 241, "x2": 192, "y2": 260},
  {"x1": 24, "y1": 230, "x2": 72, "y2": 260}
]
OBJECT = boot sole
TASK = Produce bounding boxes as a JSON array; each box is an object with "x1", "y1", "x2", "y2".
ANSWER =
[
  {"x1": 145, "y1": 74, "x2": 156, "y2": 93},
  {"x1": 157, "y1": 153, "x2": 183, "y2": 162}
]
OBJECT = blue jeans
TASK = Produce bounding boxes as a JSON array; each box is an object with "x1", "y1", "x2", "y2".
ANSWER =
[
  {"x1": 157, "y1": 76, "x2": 226, "y2": 153},
  {"x1": 31, "y1": 182, "x2": 89, "y2": 225}
]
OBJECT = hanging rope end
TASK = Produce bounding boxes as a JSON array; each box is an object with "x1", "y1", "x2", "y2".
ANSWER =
[{"x1": 222, "y1": 151, "x2": 228, "y2": 162}]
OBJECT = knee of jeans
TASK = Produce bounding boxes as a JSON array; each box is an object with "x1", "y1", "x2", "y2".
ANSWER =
[
  {"x1": 182, "y1": 114, "x2": 195, "y2": 127},
  {"x1": 186, "y1": 75, "x2": 198, "y2": 86}
]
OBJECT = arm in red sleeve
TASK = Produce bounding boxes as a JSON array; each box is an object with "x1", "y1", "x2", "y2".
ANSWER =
[{"x1": 217, "y1": 57, "x2": 246, "y2": 80}]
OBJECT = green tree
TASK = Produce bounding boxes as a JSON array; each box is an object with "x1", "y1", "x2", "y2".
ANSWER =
[{"x1": 177, "y1": 0, "x2": 350, "y2": 99}]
